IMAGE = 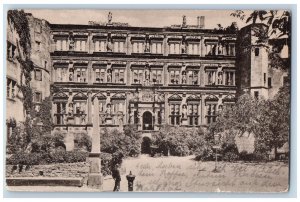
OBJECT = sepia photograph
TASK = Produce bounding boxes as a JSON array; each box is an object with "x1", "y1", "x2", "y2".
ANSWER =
[{"x1": 5, "y1": 8, "x2": 291, "y2": 193}]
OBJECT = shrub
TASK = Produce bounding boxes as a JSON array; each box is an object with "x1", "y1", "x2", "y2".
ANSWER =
[
  {"x1": 74, "y1": 132, "x2": 92, "y2": 152},
  {"x1": 153, "y1": 125, "x2": 210, "y2": 157},
  {"x1": 100, "y1": 125, "x2": 141, "y2": 157},
  {"x1": 221, "y1": 142, "x2": 239, "y2": 162},
  {"x1": 194, "y1": 145, "x2": 214, "y2": 161},
  {"x1": 101, "y1": 152, "x2": 112, "y2": 176},
  {"x1": 7, "y1": 151, "x2": 88, "y2": 165},
  {"x1": 223, "y1": 151, "x2": 239, "y2": 162}
]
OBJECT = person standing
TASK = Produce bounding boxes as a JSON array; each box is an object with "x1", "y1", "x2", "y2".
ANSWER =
[{"x1": 112, "y1": 163, "x2": 121, "y2": 191}]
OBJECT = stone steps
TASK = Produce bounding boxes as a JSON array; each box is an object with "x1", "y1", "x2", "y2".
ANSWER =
[{"x1": 6, "y1": 177, "x2": 84, "y2": 187}]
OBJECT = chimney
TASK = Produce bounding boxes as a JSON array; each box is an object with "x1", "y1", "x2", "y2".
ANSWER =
[{"x1": 200, "y1": 16, "x2": 205, "y2": 28}]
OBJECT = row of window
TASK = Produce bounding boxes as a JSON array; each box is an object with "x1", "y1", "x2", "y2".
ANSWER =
[
  {"x1": 54, "y1": 39, "x2": 235, "y2": 56},
  {"x1": 53, "y1": 100, "x2": 221, "y2": 126},
  {"x1": 7, "y1": 78, "x2": 42, "y2": 102},
  {"x1": 55, "y1": 67, "x2": 236, "y2": 86}
]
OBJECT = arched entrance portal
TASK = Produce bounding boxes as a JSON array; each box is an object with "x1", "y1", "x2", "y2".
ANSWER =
[{"x1": 142, "y1": 111, "x2": 153, "y2": 130}]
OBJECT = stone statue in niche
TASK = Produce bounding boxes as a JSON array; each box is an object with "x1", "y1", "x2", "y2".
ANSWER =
[
  {"x1": 218, "y1": 42, "x2": 223, "y2": 55},
  {"x1": 107, "y1": 34, "x2": 113, "y2": 52},
  {"x1": 68, "y1": 103, "x2": 74, "y2": 116},
  {"x1": 106, "y1": 103, "x2": 112, "y2": 115},
  {"x1": 69, "y1": 35, "x2": 75, "y2": 51},
  {"x1": 182, "y1": 15, "x2": 187, "y2": 27},
  {"x1": 181, "y1": 38, "x2": 187, "y2": 54},
  {"x1": 182, "y1": 71, "x2": 187, "y2": 84},
  {"x1": 108, "y1": 12, "x2": 112, "y2": 24},
  {"x1": 129, "y1": 110, "x2": 134, "y2": 124},
  {"x1": 182, "y1": 104, "x2": 187, "y2": 119},
  {"x1": 145, "y1": 36, "x2": 150, "y2": 53},
  {"x1": 107, "y1": 69, "x2": 112, "y2": 83}
]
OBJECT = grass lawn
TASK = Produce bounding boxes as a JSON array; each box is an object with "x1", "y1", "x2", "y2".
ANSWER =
[{"x1": 114, "y1": 155, "x2": 289, "y2": 192}]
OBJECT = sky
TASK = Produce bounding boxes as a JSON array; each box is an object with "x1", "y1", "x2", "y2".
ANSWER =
[{"x1": 24, "y1": 9, "x2": 251, "y2": 29}]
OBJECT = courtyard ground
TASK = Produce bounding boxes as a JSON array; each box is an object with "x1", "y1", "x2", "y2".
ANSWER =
[{"x1": 6, "y1": 155, "x2": 289, "y2": 192}]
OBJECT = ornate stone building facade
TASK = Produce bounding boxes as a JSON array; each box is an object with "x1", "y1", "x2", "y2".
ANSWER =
[
  {"x1": 49, "y1": 19, "x2": 238, "y2": 149},
  {"x1": 7, "y1": 12, "x2": 288, "y2": 151}
]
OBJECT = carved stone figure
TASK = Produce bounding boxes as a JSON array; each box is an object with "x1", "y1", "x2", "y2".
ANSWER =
[
  {"x1": 182, "y1": 15, "x2": 187, "y2": 27},
  {"x1": 182, "y1": 104, "x2": 187, "y2": 119},
  {"x1": 108, "y1": 12, "x2": 112, "y2": 24}
]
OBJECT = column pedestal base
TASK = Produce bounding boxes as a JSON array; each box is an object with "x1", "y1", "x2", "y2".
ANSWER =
[{"x1": 87, "y1": 153, "x2": 103, "y2": 190}]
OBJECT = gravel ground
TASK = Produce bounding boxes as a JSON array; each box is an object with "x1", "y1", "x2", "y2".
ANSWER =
[{"x1": 6, "y1": 155, "x2": 289, "y2": 192}]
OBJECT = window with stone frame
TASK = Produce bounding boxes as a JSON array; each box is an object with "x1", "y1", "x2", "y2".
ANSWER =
[
  {"x1": 169, "y1": 42, "x2": 180, "y2": 54},
  {"x1": 132, "y1": 69, "x2": 144, "y2": 84},
  {"x1": 113, "y1": 41, "x2": 125, "y2": 53},
  {"x1": 7, "y1": 41, "x2": 16, "y2": 61},
  {"x1": 75, "y1": 40, "x2": 86, "y2": 52},
  {"x1": 34, "y1": 69, "x2": 42, "y2": 81},
  {"x1": 206, "y1": 71, "x2": 216, "y2": 85},
  {"x1": 187, "y1": 104, "x2": 199, "y2": 126},
  {"x1": 94, "y1": 40, "x2": 106, "y2": 52},
  {"x1": 151, "y1": 42, "x2": 162, "y2": 54},
  {"x1": 188, "y1": 43, "x2": 199, "y2": 55},
  {"x1": 170, "y1": 103, "x2": 180, "y2": 125},
  {"x1": 74, "y1": 101, "x2": 87, "y2": 125},
  {"x1": 95, "y1": 68, "x2": 106, "y2": 83},
  {"x1": 169, "y1": 70, "x2": 180, "y2": 84},
  {"x1": 206, "y1": 103, "x2": 217, "y2": 124},
  {"x1": 151, "y1": 69, "x2": 162, "y2": 84},
  {"x1": 75, "y1": 68, "x2": 87, "y2": 82},
  {"x1": 224, "y1": 71, "x2": 234, "y2": 86},
  {"x1": 132, "y1": 42, "x2": 144, "y2": 53},
  {"x1": 206, "y1": 42, "x2": 218, "y2": 55},
  {"x1": 55, "y1": 39, "x2": 68, "y2": 51},
  {"x1": 187, "y1": 70, "x2": 199, "y2": 85},
  {"x1": 54, "y1": 102, "x2": 66, "y2": 125},
  {"x1": 7, "y1": 78, "x2": 17, "y2": 99},
  {"x1": 114, "y1": 69, "x2": 125, "y2": 83}
]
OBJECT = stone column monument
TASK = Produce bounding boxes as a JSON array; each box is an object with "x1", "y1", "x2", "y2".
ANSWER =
[{"x1": 87, "y1": 96, "x2": 103, "y2": 189}]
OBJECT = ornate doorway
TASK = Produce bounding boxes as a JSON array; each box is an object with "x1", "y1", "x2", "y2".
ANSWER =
[{"x1": 142, "y1": 111, "x2": 153, "y2": 130}]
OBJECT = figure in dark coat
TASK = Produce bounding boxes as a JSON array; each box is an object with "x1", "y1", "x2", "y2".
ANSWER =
[{"x1": 112, "y1": 163, "x2": 121, "y2": 191}]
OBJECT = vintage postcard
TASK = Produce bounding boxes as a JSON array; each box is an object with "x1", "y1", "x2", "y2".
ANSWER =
[{"x1": 5, "y1": 9, "x2": 290, "y2": 192}]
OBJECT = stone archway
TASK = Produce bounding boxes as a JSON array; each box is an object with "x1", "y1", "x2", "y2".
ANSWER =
[{"x1": 142, "y1": 111, "x2": 153, "y2": 130}]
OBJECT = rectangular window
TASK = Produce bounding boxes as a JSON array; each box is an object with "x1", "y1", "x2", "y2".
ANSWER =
[
  {"x1": 114, "y1": 69, "x2": 125, "y2": 83},
  {"x1": 7, "y1": 41, "x2": 16, "y2": 60},
  {"x1": 114, "y1": 41, "x2": 125, "y2": 52},
  {"x1": 170, "y1": 104, "x2": 180, "y2": 125},
  {"x1": 75, "y1": 40, "x2": 86, "y2": 51},
  {"x1": 188, "y1": 104, "x2": 199, "y2": 125},
  {"x1": 207, "y1": 71, "x2": 216, "y2": 85},
  {"x1": 225, "y1": 72, "x2": 234, "y2": 86},
  {"x1": 74, "y1": 101, "x2": 87, "y2": 125},
  {"x1": 169, "y1": 43, "x2": 180, "y2": 54},
  {"x1": 34, "y1": 92, "x2": 42, "y2": 103},
  {"x1": 188, "y1": 43, "x2": 199, "y2": 55},
  {"x1": 55, "y1": 102, "x2": 66, "y2": 124},
  {"x1": 268, "y1": 77, "x2": 272, "y2": 88},
  {"x1": 187, "y1": 70, "x2": 199, "y2": 85},
  {"x1": 151, "y1": 43, "x2": 162, "y2": 54},
  {"x1": 7, "y1": 78, "x2": 17, "y2": 99},
  {"x1": 152, "y1": 70, "x2": 162, "y2": 84},
  {"x1": 75, "y1": 68, "x2": 87, "y2": 82},
  {"x1": 132, "y1": 42, "x2": 144, "y2": 53},
  {"x1": 207, "y1": 104, "x2": 217, "y2": 124},
  {"x1": 255, "y1": 48, "x2": 259, "y2": 56},
  {"x1": 35, "y1": 69, "x2": 42, "y2": 81}
]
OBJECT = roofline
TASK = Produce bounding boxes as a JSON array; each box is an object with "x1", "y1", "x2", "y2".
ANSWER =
[{"x1": 49, "y1": 23, "x2": 238, "y2": 35}]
